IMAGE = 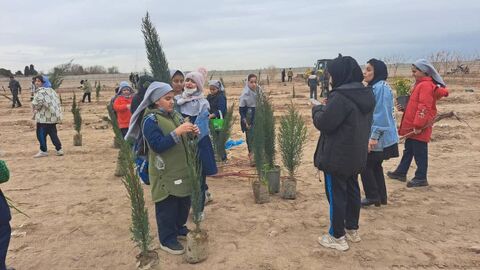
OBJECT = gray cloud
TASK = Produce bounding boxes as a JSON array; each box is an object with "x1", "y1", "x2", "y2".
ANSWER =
[{"x1": 1, "y1": 0, "x2": 479, "y2": 73}]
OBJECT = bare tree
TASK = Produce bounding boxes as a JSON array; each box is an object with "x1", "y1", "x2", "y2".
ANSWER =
[{"x1": 381, "y1": 54, "x2": 406, "y2": 77}]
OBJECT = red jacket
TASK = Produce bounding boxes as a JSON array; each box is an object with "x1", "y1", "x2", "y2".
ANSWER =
[
  {"x1": 398, "y1": 77, "x2": 448, "y2": 142},
  {"x1": 113, "y1": 95, "x2": 133, "y2": 129}
]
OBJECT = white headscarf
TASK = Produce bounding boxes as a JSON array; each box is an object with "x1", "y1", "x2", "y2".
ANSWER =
[
  {"x1": 239, "y1": 76, "x2": 259, "y2": 107},
  {"x1": 208, "y1": 80, "x2": 224, "y2": 92},
  {"x1": 175, "y1": 71, "x2": 210, "y2": 116},
  {"x1": 413, "y1": 59, "x2": 446, "y2": 87},
  {"x1": 125, "y1": 82, "x2": 173, "y2": 141}
]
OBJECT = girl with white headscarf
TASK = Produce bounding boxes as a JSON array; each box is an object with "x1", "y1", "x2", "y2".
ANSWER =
[
  {"x1": 126, "y1": 81, "x2": 200, "y2": 255},
  {"x1": 175, "y1": 71, "x2": 218, "y2": 217},
  {"x1": 387, "y1": 59, "x2": 449, "y2": 188},
  {"x1": 239, "y1": 73, "x2": 260, "y2": 166}
]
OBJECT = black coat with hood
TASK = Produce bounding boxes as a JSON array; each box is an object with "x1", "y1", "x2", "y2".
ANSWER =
[{"x1": 312, "y1": 56, "x2": 375, "y2": 177}]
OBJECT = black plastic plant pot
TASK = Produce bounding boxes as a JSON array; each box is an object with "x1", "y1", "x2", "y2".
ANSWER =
[{"x1": 396, "y1": 95, "x2": 410, "y2": 109}]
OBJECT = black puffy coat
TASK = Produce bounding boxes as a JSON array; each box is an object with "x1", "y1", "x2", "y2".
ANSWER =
[{"x1": 312, "y1": 82, "x2": 375, "y2": 176}]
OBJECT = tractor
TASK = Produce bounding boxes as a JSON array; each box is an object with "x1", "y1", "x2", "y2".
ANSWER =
[{"x1": 314, "y1": 59, "x2": 333, "y2": 97}]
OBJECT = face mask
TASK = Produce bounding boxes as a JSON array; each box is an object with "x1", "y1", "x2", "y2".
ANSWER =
[{"x1": 184, "y1": 88, "x2": 197, "y2": 95}]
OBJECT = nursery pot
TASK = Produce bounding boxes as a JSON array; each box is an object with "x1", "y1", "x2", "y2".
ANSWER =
[
  {"x1": 264, "y1": 165, "x2": 280, "y2": 194},
  {"x1": 184, "y1": 230, "x2": 209, "y2": 264},
  {"x1": 281, "y1": 177, "x2": 297, "y2": 200},
  {"x1": 252, "y1": 180, "x2": 270, "y2": 204},
  {"x1": 396, "y1": 95, "x2": 410, "y2": 109},
  {"x1": 73, "y1": 133, "x2": 82, "y2": 146}
]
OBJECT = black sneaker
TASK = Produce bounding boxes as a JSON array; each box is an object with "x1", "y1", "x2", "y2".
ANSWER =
[
  {"x1": 387, "y1": 171, "x2": 407, "y2": 182},
  {"x1": 407, "y1": 178, "x2": 429, "y2": 188},
  {"x1": 361, "y1": 198, "x2": 381, "y2": 207},
  {"x1": 160, "y1": 240, "x2": 185, "y2": 255}
]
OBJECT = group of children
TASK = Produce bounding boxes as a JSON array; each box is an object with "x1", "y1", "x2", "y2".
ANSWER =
[
  {"x1": 312, "y1": 55, "x2": 448, "y2": 252},
  {"x1": 111, "y1": 69, "x2": 227, "y2": 255}
]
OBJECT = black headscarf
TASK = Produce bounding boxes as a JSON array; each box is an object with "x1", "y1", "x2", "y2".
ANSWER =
[
  {"x1": 327, "y1": 56, "x2": 363, "y2": 89},
  {"x1": 367, "y1": 58, "x2": 388, "y2": 86}
]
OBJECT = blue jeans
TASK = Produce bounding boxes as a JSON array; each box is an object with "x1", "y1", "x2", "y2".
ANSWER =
[
  {"x1": 394, "y1": 138, "x2": 428, "y2": 180},
  {"x1": 154, "y1": 195, "x2": 190, "y2": 245},
  {"x1": 324, "y1": 173, "x2": 361, "y2": 238}
]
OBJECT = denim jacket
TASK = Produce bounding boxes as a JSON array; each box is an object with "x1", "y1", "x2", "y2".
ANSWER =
[{"x1": 370, "y1": 81, "x2": 399, "y2": 151}]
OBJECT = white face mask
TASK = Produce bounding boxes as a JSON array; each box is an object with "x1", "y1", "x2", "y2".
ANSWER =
[{"x1": 184, "y1": 88, "x2": 197, "y2": 95}]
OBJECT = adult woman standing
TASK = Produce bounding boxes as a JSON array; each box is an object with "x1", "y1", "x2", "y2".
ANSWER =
[
  {"x1": 360, "y1": 59, "x2": 399, "y2": 207},
  {"x1": 312, "y1": 56, "x2": 375, "y2": 251}
]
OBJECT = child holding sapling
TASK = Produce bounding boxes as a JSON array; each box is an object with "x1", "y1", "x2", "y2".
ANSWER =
[
  {"x1": 387, "y1": 59, "x2": 448, "y2": 187},
  {"x1": 175, "y1": 71, "x2": 218, "y2": 214},
  {"x1": 125, "y1": 82, "x2": 199, "y2": 255}
]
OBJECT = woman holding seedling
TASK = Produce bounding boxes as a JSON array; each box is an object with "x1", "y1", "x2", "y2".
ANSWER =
[
  {"x1": 126, "y1": 82, "x2": 199, "y2": 255},
  {"x1": 360, "y1": 59, "x2": 399, "y2": 207},
  {"x1": 387, "y1": 59, "x2": 448, "y2": 187}
]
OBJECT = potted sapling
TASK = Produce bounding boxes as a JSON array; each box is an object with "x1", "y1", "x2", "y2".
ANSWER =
[
  {"x1": 251, "y1": 91, "x2": 270, "y2": 203},
  {"x1": 279, "y1": 103, "x2": 307, "y2": 199},
  {"x1": 108, "y1": 101, "x2": 158, "y2": 269},
  {"x1": 262, "y1": 94, "x2": 280, "y2": 194},
  {"x1": 71, "y1": 93, "x2": 83, "y2": 146},
  {"x1": 184, "y1": 135, "x2": 209, "y2": 263},
  {"x1": 393, "y1": 78, "x2": 412, "y2": 110}
]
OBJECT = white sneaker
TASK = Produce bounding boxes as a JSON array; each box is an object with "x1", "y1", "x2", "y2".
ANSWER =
[
  {"x1": 33, "y1": 151, "x2": 48, "y2": 158},
  {"x1": 56, "y1": 149, "x2": 64, "y2": 156},
  {"x1": 318, "y1": 234, "x2": 349, "y2": 251},
  {"x1": 345, "y1": 229, "x2": 361, "y2": 243},
  {"x1": 204, "y1": 191, "x2": 213, "y2": 205}
]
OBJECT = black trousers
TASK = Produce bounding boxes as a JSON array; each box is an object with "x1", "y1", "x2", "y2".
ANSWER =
[
  {"x1": 82, "y1": 93, "x2": 91, "y2": 103},
  {"x1": 324, "y1": 173, "x2": 361, "y2": 238},
  {"x1": 360, "y1": 153, "x2": 387, "y2": 202},
  {"x1": 11, "y1": 92, "x2": 22, "y2": 107},
  {"x1": 0, "y1": 192, "x2": 11, "y2": 270},
  {"x1": 154, "y1": 195, "x2": 191, "y2": 245},
  {"x1": 36, "y1": 123, "x2": 62, "y2": 152}
]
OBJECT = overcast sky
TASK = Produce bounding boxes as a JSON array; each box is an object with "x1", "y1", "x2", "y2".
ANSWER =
[{"x1": 1, "y1": 0, "x2": 479, "y2": 73}]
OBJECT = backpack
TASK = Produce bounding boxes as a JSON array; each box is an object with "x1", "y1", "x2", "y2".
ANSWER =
[{"x1": 133, "y1": 111, "x2": 155, "y2": 185}]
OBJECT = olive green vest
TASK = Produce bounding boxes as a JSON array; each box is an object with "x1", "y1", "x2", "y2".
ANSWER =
[{"x1": 144, "y1": 109, "x2": 191, "y2": 202}]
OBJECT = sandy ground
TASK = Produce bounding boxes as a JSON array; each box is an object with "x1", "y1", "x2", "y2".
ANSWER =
[{"x1": 0, "y1": 74, "x2": 479, "y2": 270}]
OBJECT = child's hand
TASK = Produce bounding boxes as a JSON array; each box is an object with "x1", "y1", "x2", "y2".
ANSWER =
[
  {"x1": 175, "y1": 122, "x2": 195, "y2": 136},
  {"x1": 192, "y1": 125, "x2": 200, "y2": 135},
  {"x1": 208, "y1": 113, "x2": 216, "y2": 119},
  {"x1": 395, "y1": 103, "x2": 405, "y2": 112}
]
